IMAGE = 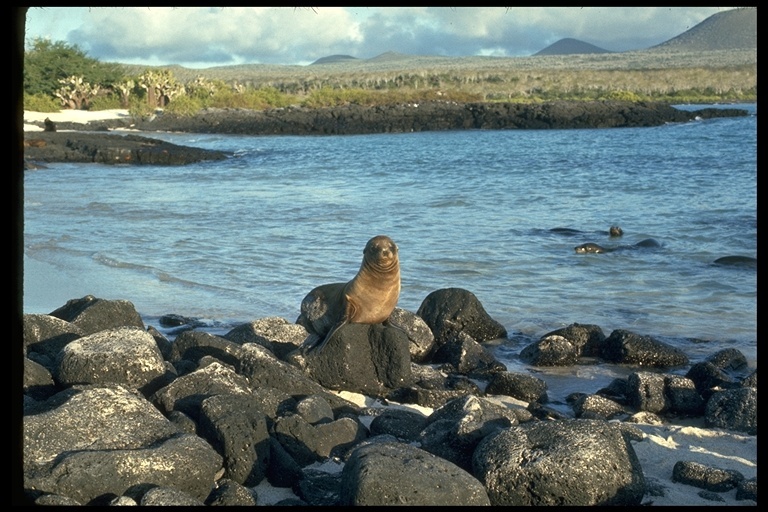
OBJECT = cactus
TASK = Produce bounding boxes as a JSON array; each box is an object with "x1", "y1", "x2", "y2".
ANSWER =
[
  {"x1": 54, "y1": 75, "x2": 100, "y2": 110},
  {"x1": 137, "y1": 69, "x2": 185, "y2": 108},
  {"x1": 189, "y1": 75, "x2": 218, "y2": 97},
  {"x1": 112, "y1": 79, "x2": 135, "y2": 108}
]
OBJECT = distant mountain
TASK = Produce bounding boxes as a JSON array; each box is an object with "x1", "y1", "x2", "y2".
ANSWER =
[
  {"x1": 311, "y1": 54, "x2": 360, "y2": 65},
  {"x1": 310, "y1": 51, "x2": 418, "y2": 66},
  {"x1": 649, "y1": 7, "x2": 756, "y2": 52},
  {"x1": 365, "y1": 51, "x2": 414, "y2": 63},
  {"x1": 533, "y1": 38, "x2": 612, "y2": 56}
]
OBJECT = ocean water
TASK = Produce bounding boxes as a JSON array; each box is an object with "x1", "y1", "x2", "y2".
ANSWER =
[{"x1": 22, "y1": 103, "x2": 756, "y2": 403}]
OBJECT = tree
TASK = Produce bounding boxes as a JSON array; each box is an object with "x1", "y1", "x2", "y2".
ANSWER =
[{"x1": 23, "y1": 37, "x2": 124, "y2": 97}]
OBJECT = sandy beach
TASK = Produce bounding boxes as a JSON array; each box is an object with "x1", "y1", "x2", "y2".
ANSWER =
[
  {"x1": 22, "y1": 108, "x2": 756, "y2": 506},
  {"x1": 23, "y1": 108, "x2": 131, "y2": 131}
]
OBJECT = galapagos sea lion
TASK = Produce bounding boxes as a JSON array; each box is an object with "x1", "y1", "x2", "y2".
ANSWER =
[
  {"x1": 44, "y1": 117, "x2": 57, "y2": 132},
  {"x1": 574, "y1": 242, "x2": 614, "y2": 254},
  {"x1": 299, "y1": 235, "x2": 401, "y2": 353},
  {"x1": 549, "y1": 227, "x2": 584, "y2": 235},
  {"x1": 633, "y1": 238, "x2": 661, "y2": 248},
  {"x1": 24, "y1": 138, "x2": 47, "y2": 148},
  {"x1": 574, "y1": 238, "x2": 661, "y2": 254},
  {"x1": 713, "y1": 255, "x2": 757, "y2": 268},
  {"x1": 550, "y1": 226, "x2": 623, "y2": 237}
]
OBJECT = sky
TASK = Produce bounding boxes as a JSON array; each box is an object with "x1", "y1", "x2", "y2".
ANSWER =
[{"x1": 23, "y1": 7, "x2": 731, "y2": 69}]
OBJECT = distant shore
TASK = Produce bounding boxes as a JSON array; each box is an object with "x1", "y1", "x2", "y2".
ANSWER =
[
  {"x1": 23, "y1": 101, "x2": 749, "y2": 167},
  {"x1": 26, "y1": 100, "x2": 750, "y2": 135}
]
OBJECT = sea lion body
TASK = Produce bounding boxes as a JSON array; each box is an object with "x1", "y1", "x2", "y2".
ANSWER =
[
  {"x1": 713, "y1": 255, "x2": 757, "y2": 268},
  {"x1": 550, "y1": 225, "x2": 623, "y2": 238},
  {"x1": 574, "y1": 238, "x2": 661, "y2": 254},
  {"x1": 574, "y1": 242, "x2": 613, "y2": 254},
  {"x1": 549, "y1": 227, "x2": 584, "y2": 235},
  {"x1": 633, "y1": 238, "x2": 661, "y2": 248},
  {"x1": 300, "y1": 235, "x2": 400, "y2": 352}
]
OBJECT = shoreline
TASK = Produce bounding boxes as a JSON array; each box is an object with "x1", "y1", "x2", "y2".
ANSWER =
[{"x1": 25, "y1": 100, "x2": 750, "y2": 136}]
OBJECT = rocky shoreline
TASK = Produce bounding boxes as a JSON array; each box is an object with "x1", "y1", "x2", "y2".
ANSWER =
[
  {"x1": 23, "y1": 131, "x2": 229, "y2": 167},
  {"x1": 23, "y1": 100, "x2": 749, "y2": 167},
  {"x1": 21, "y1": 291, "x2": 756, "y2": 506}
]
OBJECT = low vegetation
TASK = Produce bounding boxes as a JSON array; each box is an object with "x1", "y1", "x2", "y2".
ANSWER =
[{"x1": 23, "y1": 38, "x2": 756, "y2": 117}]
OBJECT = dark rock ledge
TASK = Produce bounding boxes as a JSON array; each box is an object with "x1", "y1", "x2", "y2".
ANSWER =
[
  {"x1": 23, "y1": 132, "x2": 229, "y2": 167},
  {"x1": 125, "y1": 101, "x2": 746, "y2": 135},
  {"x1": 20, "y1": 290, "x2": 756, "y2": 506}
]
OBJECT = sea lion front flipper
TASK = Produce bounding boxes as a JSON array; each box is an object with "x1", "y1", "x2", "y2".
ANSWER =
[
  {"x1": 306, "y1": 299, "x2": 355, "y2": 354},
  {"x1": 307, "y1": 318, "x2": 348, "y2": 353},
  {"x1": 300, "y1": 333, "x2": 323, "y2": 354},
  {"x1": 383, "y1": 316, "x2": 409, "y2": 338}
]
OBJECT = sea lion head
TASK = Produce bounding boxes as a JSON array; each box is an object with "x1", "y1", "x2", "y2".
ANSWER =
[
  {"x1": 575, "y1": 243, "x2": 607, "y2": 254},
  {"x1": 362, "y1": 235, "x2": 399, "y2": 273},
  {"x1": 609, "y1": 226, "x2": 623, "y2": 237}
]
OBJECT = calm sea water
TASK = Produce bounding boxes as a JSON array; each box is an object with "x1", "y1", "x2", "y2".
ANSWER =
[{"x1": 23, "y1": 104, "x2": 757, "y2": 402}]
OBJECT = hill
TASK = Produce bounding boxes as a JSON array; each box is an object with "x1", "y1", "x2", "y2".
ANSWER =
[
  {"x1": 649, "y1": 7, "x2": 756, "y2": 52},
  {"x1": 533, "y1": 38, "x2": 612, "y2": 56},
  {"x1": 311, "y1": 54, "x2": 359, "y2": 65},
  {"x1": 365, "y1": 51, "x2": 424, "y2": 64}
]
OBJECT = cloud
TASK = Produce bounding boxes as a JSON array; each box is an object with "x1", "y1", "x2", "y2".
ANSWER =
[
  {"x1": 25, "y1": 7, "x2": 728, "y2": 68},
  {"x1": 66, "y1": 7, "x2": 366, "y2": 66}
]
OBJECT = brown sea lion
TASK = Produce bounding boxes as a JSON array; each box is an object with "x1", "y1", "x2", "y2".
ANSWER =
[
  {"x1": 609, "y1": 226, "x2": 624, "y2": 237},
  {"x1": 44, "y1": 117, "x2": 57, "y2": 132},
  {"x1": 299, "y1": 235, "x2": 401, "y2": 353},
  {"x1": 24, "y1": 138, "x2": 47, "y2": 148}
]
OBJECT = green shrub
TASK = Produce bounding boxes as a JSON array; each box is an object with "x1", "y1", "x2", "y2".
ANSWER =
[
  {"x1": 301, "y1": 87, "x2": 344, "y2": 108},
  {"x1": 205, "y1": 89, "x2": 250, "y2": 109},
  {"x1": 88, "y1": 94, "x2": 123, "y2": 111},
  {"x1": 248, "y1": 87, "x2": 295, "y2": 108},
  {"x1": 23, "y1": 92, "x2": 60, "y2": 112},
  {"x1": 24, "y1": 38, "x2": 124, "y2": 97},
  {"x1": 164, "y1": 94, "x2": 203, "y2": 116},
  {"x1": 127, "y1": 96, "x2": 157, "y2": 120}
]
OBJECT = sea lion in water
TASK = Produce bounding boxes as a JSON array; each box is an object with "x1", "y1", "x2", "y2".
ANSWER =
[
  {"x1": 574, "y1": 238, "x2": 661, "y2": 254},
  {"x1": 633, "y1": 238, "x2": 661, "y2": 248},
  {"x1": 549, "y1": 225, "x2": 623, "y2": 237},
  {"x1": 713, "y1": 255, "x2": 757, "y2": 268},
  {"x1": 574, "y1": 242, "x2": 613, "y2": 254},
  {"x1": 299, "y1": 235, "x2": 401, "y2": 353},
  {"x1": 549, "y1": 227, "x2": 584, "y2": 235}
]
